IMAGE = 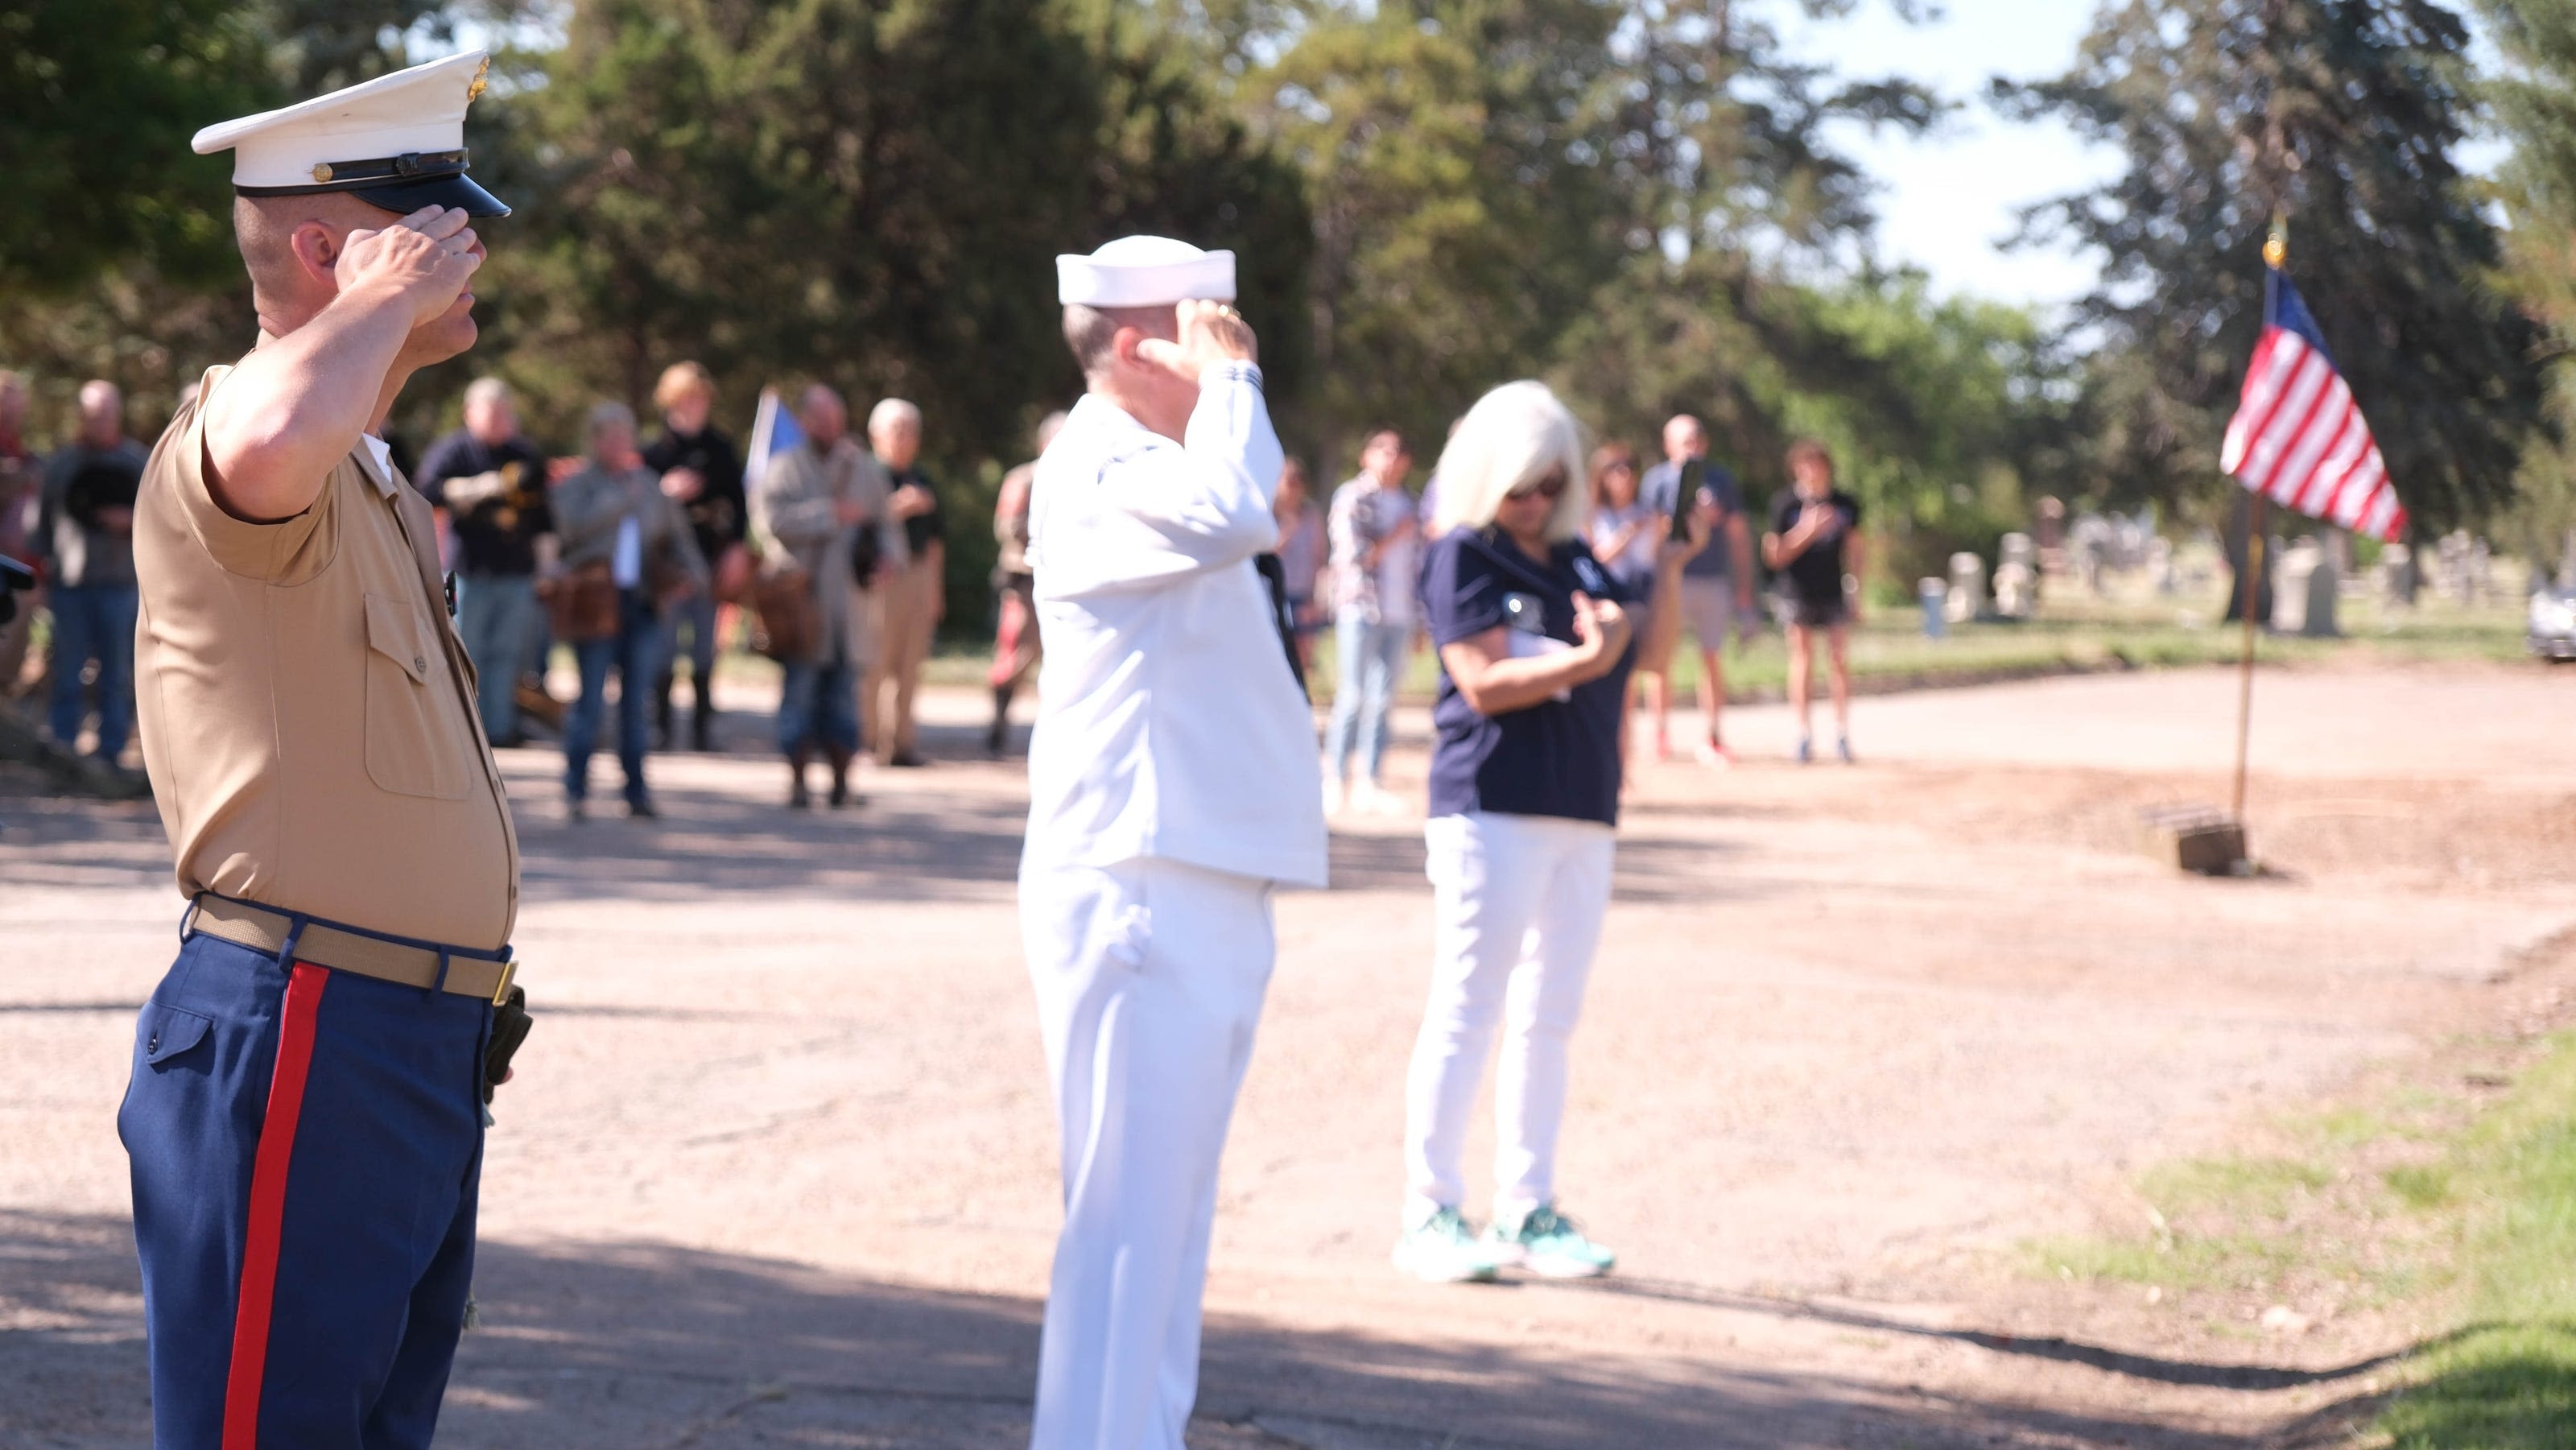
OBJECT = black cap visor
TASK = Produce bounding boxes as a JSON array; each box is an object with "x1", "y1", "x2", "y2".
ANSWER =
[{"x1": 349, "y1": 171, "x2": 510, "y2": 219}]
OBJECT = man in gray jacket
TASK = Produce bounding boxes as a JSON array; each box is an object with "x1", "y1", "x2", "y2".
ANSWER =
[
  {"x1": 751, "y1": 383, "x2": 904, "y2": 808},
  {"x1": 552, "y1": 401, "x2": 707, "y2": 818}
]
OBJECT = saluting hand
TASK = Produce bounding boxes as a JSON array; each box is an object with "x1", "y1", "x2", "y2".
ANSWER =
[
  {"x1": 336, "y1": 204, "x2": 482, "y2": 328},
  {"x1": 1136, "y1": 299, "x2": 1257, "y2": 385}
]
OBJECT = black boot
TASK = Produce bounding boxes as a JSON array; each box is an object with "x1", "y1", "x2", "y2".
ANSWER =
[
  {"x1": 691, "y1": 675, "x2": 716, "y2": 753},
  {"x1": 786, "y1": 745, "x2": 813, "y2": 809},
  {"x1": 826, "y1": 746, "x2": 857, "y2": 808},
  {"x1": 653, "y1": 671, "x2": 676, "y2": 750}
]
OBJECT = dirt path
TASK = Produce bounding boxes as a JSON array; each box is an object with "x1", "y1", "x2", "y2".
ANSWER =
[{"x1": 3, "y1": 660, "x2": 2569, "y2": 1447}]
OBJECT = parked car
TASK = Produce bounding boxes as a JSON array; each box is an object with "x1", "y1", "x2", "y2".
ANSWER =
[{"x1": 2529, "y1": 584, "x2": 2576, "y2": 661}]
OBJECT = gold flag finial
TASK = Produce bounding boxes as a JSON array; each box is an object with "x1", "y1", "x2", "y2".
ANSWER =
[
  {"x1": 2263, "y1": 216, "x2": 2288, "y2": 270},
  {"x1": 467, "y1": 55, "x2": 489, "y2": 104}
]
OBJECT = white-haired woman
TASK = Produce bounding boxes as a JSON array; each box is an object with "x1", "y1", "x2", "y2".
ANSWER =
[{"x1": 1393, "y1": 382, "x2": 1704, "y2": 1283}]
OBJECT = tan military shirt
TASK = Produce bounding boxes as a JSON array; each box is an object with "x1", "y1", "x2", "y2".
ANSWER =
[{"x1": 134, "y1": 362, "x2": 519, "y2": 950}]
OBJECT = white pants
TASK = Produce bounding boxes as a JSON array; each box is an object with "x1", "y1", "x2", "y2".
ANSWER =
[
  {"x1": 1405, "y1": 811, "x2": 1616, "y2": 1219},
  {"x1": 1020, "y1": 854, "x2": 1277, "y2": 1450}
]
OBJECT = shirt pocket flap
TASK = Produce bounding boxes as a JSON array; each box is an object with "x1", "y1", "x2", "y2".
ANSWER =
[
  {"x1": 143, "y1": 1005, "x2": 213, "y2": 1066},
  {"x1": 363, "y1": 592, "x2": 431, "y2": 684}
]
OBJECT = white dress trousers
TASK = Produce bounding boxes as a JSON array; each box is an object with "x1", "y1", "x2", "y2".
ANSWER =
[
  {"x1": 1022, "y1": 854, "x2": 1277, "y2": 1450},
  {"x1": 1405, "y1": 810, "x2": 1616, "y2": 1220}
]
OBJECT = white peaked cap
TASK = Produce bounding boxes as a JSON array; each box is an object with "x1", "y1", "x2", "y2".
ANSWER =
[
  {"x1": 192, "y1": 51, "x2": 508, "y2": 217},
  {"x1": 1056, "y1": 236, "x2": 1236, "y2": 308}
]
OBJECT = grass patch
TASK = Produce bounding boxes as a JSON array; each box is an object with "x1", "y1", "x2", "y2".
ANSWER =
[
  {"x1": 2373, "y1": 1032, "x2": 2576, "y2": 1449},
  {"x1": 2382, "y1": 1164, "x2": 2454, "y2": 1211},
  {"x1": 2138, "y1": 1155, "x2": 2336, "y2": 1217}
]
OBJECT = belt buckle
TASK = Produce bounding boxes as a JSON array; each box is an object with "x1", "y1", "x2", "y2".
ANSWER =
[{"x1": 489, "y1": 959, "x2": 518, "y2": 1006}]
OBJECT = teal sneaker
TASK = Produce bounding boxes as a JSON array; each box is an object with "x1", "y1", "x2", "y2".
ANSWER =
[
  {"x1": 1487, "y1": 1203, "x2": 1616, "y2": 1279},
  {"x1": 1393, "y1": 1205, "x2": 1503, "y2": 1283}
]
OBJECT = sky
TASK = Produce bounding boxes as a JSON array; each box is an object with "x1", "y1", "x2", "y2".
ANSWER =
[
  {"x1": 1774, "y1": 0, "x2": 2126, "y2": 312},
  {"x1": 1774, "y1": 0, "x2": 2508, "y2": 316}
]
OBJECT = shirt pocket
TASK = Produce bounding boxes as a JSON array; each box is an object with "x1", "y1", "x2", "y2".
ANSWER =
[{"x1": 362, "y1": 590, "x2": 469, "y2": 799}]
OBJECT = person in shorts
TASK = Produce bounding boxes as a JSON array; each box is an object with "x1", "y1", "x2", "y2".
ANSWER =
[
  {"x1": 1761, "y1": 439, "x2": 1864, "y2": 763},
  {"x1": 1638, "y1": 414, "x2": 1752, "y2": 765}
]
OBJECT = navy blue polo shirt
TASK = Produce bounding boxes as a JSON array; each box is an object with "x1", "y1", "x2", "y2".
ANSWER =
[{"x1": 1421, "y1": 527, "x2": 1635, "y2": 827}]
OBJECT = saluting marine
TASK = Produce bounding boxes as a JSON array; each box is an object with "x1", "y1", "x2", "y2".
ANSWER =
[
  {"x1": 1019, "y1": 238, "x2": 1329, "y2": 1448},
  {"x1": 121, "y1": 52, "x2": 529, "y2": 1449}
]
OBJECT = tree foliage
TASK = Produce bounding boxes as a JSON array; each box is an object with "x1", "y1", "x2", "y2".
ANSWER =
[
  {"x1": 0, "y1": 0, "x2": 275, "y2": 295},
  {"x1": 2004, "y1": 0, "x2": 2545, "y2": 534},
  {"x1": 2475, "y1": 0, "x2": 2576, "y2": 571},
  {"x1": 452, "y1": 0, "x2": 1309, "y2": 626}
]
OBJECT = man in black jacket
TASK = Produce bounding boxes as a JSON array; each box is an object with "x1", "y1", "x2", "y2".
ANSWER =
[{"x1": 418, "y1": 377, "x2": 554, "y2": 746}]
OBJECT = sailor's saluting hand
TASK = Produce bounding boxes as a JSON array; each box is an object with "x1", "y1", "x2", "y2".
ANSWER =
[
  {"x1": 337, "y1": 204, "x2": 484, "y2": 324},
  {"x1": 1136, "y1": 297, "x2": 1258, "y2": 382}
]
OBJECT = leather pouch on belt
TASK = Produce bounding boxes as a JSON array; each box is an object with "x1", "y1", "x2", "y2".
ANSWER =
[{"x1": 484, "y1": 985, "x2": 531, "y2": 1105}]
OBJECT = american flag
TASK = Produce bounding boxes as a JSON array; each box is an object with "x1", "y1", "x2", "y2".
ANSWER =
[{"x1": 2219, "y1": 267, "x2": 2407, "y2": 543}]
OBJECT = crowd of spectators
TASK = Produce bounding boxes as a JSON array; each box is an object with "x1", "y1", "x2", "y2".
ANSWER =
[{"x1": 0, "y1": 366, "x2": 1862, "y2": 798}]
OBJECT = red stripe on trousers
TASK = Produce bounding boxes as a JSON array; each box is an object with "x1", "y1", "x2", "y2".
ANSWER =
[{"x1": 222, "y1": 962, "x2": 330, "y2": 1450}]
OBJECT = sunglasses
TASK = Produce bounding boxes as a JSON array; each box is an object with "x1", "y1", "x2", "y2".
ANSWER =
[{"x1": 1507, "y1": 469, "x2": 1568, "y2": 502}]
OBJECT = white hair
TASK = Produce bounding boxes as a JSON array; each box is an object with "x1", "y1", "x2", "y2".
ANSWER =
[
  {"x1": 464, "y1": 377, "x2": 513, "y2": 413},
  {"x1": 1430, "y1": 381, "x2": 1589, "y2": 542},
  {"x1": 868, "y1": 398, "x2": 922, "y2": 434}
]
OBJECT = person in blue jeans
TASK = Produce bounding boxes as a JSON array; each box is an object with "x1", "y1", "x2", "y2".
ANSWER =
[
  {"x1": 416, "y1": 378, "x2": 554, "y2": 746},
  {"x1": 552, "y1": 403, "x2": 707, "y2": 820},
  {"x1": 1321, "y1": 427, "x2": 1418, "y2": 813},
  {"x1": 38, "y1": 380, "x2": 148, "y2": 763}
]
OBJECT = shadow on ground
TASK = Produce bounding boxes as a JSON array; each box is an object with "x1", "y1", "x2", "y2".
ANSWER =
[{"x1": 0, "y1": 1208, "x2": 2421, "y2": 1449}]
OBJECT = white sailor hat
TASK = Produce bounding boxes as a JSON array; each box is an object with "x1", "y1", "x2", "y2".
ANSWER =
[
  {"x1": 1056, "y1": 236, "x2": 1236, "y2": 308},
  {"x1": 192, "y1": 51, "x2": 509, "y2": 218}
]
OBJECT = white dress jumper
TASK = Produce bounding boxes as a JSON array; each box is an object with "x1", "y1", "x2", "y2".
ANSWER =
[{"x1": 1018, "y1": 364, "x2": 1328, "y2": 1449}]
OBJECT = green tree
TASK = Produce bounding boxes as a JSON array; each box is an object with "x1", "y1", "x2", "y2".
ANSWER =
[
  {"x1": 469, "y1": 0, "x2": 1311, "y2": 631},
  {"x1": 2475, "y1": 0, "x2": 2576, "y2": 576},
  {"x1": 0, "y1": 0, "x2": 275, "y2": 296},
  {"x1": 1241, "y1": 0, "x2": 1939, "y2": 475},
  {"x1": 1556, "y1": 261, "x2": 2084, "y2": 589},
  {"x1": 2004, "y1": 0, "x2": 2545, "y2": 535}
]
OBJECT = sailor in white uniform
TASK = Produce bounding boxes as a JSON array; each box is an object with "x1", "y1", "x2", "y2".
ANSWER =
[{"x1": 1020, "y1": 237, "x2": 1329, "y2": 1448}]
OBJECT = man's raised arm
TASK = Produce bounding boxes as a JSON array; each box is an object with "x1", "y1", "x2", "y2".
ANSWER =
[{"x1": 201, "y1": 206, "x2": 481, "y2": 523}]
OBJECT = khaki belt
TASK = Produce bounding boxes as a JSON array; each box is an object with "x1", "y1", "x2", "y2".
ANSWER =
[{"x1": 186, "y1": 895, "x2": 517, "y2": 1005}]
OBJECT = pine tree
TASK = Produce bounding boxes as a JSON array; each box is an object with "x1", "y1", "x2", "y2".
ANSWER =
[
  {"x1": 2475, "y1": 0, "x2": 2576, "y2": 573},
  {"x1": 2004, "y1": 0, "x2": 2544, "y2": 535}
]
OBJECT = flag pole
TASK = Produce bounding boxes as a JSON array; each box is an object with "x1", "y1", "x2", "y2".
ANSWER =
[
  {"x1": 2232, "y1": 494, "x2": 2264, "y2": 822},
  {"x1": 2232, "y1": 219, "x2": 2287, "y2": 829}
]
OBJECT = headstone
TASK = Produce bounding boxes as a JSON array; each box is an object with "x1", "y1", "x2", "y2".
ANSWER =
[
  {"x1": 2380, "y1": 543, "x2": 2415, "y2": 609},
  {"x1": 2036, "y1": 496, "x2": 2068, "y2": 578},
  {"x1": 2301, "y1": 542, "x2": 2339, "y2": 636},
  {"x1": 2147, "y1": 537, "x2": 2176, "y2": 595},
  {"x1": 1918, "y1": 578, "x2": 1947, "y2": 638},
  {"x1": 1946, "y1": 551, "x2": 1987, "y2": 624},
  {"x1": 2272, "y1": 537, "x2": 2325, "y2": 634},
  {"x1": 1993, "y1": 532, "x2": 2037, "y2": 619}
]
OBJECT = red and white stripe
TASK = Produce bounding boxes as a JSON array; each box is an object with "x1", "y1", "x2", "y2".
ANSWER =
[{"x1": 2221, "y1": 328, "x2": 2406, "y2": 543}]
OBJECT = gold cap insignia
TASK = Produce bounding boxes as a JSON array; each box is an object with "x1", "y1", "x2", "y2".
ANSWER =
[
  {"x1": 467, "y1": 56, "x2": 489, "y2": 104},
  {"x1": 312, "y1": 162, "x2": 334, "y2": 183}
]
